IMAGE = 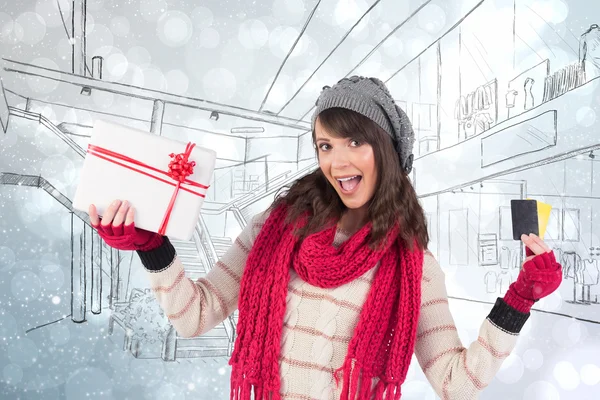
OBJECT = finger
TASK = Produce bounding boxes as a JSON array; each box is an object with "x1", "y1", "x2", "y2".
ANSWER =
[
  {"x1": 112, "y1": 222, "x2": 124, "y2": 236},
  {"x1": 534, "y1": 251, "x2": 557, "y2": 270},
  {"x1": 528, "y1": 233, "x2": 552, "y2": 252},
  {"x1": 101, "y1": 199, "x2": 122, "y2": 226},
  {"x1": 89, "y1": 204, "x2": 100, "y2": 227},
  {"x1": 112, "y1": 200, "x2": 130, "y2": 227},
  {"x1": 124, "y1": 206, "x2": 135, "y2": 227},
  {"x1": 103, "y1": 223, "x2": 115, "y2": 236},
  {"x1": 521, "y1": 234, "x2": 546, "y2": 255}
]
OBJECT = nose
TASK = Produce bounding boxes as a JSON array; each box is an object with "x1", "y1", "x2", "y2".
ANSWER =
[{"x1": 330, "y1": 147, "x2": 350, "y2": 169}]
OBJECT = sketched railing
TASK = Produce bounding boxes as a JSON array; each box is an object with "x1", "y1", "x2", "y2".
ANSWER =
[
  {"x1": 0, "y1": 172, "x2": 86, "y2": 218},
  {"x1": 0, "y1": 172, "x2": 127, "y2": 321},
  {"x1": 8, "y1": 106, "x2": 86, "y2": 157},
  {"x1": 202, "y1": 162, "x2": 318, "y2": 227},
  {"x1": 4, "y1": 108, "x2": 314, "y2": 353}
]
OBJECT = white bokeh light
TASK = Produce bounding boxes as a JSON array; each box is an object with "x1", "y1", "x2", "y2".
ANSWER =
[
  {"x1": 553, "y1": 360, "x2": 580, "y2": 390},
  {"x1": 14, "y1": 12, "x2": 46, "y2": 45},
  {"x1": 157, "y1": 11, "x2": 193, "y2": 47}
]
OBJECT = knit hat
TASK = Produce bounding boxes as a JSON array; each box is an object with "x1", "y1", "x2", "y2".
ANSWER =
[{"x1": 311, "y1": 75, "x2": 415, "y2": 174}]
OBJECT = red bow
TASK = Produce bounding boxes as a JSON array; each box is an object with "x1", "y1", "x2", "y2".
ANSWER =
[{"x1": 159, "y1": 142, "x2": 197, "y2": 234}]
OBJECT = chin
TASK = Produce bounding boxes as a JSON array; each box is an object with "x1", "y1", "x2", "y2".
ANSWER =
[{"x1": 340, "y1": 199, "x2": 369, "y2": 209}]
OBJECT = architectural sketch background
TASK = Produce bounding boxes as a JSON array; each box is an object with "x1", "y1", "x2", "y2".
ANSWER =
[{"x1": 0, "y1": 0, "x2": 599, "y2": 399}]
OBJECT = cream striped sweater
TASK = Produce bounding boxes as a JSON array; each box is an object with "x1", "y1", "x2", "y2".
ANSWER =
[{"x1": 137, "y1": 210, "x2": 529, "y2": 400}]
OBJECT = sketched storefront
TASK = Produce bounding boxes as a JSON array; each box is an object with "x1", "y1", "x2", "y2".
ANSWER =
[{"x1": 385, "y1": 3, "x2": 600, "y2": 313}]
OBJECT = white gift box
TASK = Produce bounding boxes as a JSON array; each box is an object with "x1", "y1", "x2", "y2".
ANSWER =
[{"x1": 72, "y1": 119, "x2": 216, "y2": 241}]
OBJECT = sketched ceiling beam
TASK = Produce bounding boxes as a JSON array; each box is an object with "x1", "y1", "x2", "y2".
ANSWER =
[
  {"x1": 383, "y1": 0, "x2": 486, "y2": 85},
  {"x1": 1, "y1": 58, "x2": 311, "y2": 131},
  {"x1": 294, "y1": 0, "x2": 435, "y2": 121},
  {"x1": 417, "y1": 144, "x2": 600, "y2": 199},
  {"x1": 275, "y1": 0, "x2": 384, "y2": 116},
  {"x1": 258, "y1": 0, "x2": 322, "y2": 113},
  {"x1": 294, "y1": 0, "x2": 487, "y2": 122}
]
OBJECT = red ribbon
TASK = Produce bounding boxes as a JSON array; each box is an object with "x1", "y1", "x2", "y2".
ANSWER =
[{"x1": 87, "y1": 142, "x2": 209, "y2": 235}]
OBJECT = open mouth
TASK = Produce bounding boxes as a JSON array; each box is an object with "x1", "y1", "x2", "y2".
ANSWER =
[{"x1": 336, "y1": 175, "x2": 362, "y2": 194}]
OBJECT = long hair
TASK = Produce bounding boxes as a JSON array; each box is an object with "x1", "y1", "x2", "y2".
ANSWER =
[{"x1": 271, "y1": 107, "x2": 429, "y2": 250}]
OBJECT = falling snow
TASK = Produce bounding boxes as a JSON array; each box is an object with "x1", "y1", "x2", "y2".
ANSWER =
[{"x1": 1, "y1": 0, "x2": 600, "y2": 399}]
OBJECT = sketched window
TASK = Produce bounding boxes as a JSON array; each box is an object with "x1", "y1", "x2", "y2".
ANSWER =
[
  {"x1": 233, "y1": 170, "x2": 245, "y2": 191},
  {"x1": 247, "y1": 175, "x2": 259, "y2": 191},
  {"x1": 562, "y1": 208, "x2": 580, "y2": 242}
]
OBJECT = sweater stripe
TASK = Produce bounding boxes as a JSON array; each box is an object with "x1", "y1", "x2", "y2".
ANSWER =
[
  {"x1": 279, "y1": 356, "x2": 335, "y2": 373},
  {"x1": 216, "y1": 260, "x2": 241, "y2": 283},
  {"x1": 461, "y1": 351, "x2": 487, "y2": 390},
  {"x1": 151, "y1": 269, "x2": 185, "y2": 292},
  {"x1": 167, "y1": 281, "x2": 199, "y2": 320},
  {"x1": 235, "y1": 237, "x2": 250, "y2": 255},
  {"x1": 417, "y1": 324, "x2": 457, "y2": 340},
  {"x1": 198, "y1": 277, "x2": 228, "y2": 320},
  {"x1": 422, "y1": 298, "x2": 448, "y2": 308},
  {"x1": 191, "y1": 287, "x2": 208, "y2": 337},
  {"x1": 283, "y1": 323, "x2": 352, "y2": 343},
  {"x1": 423, "y1": 346, "x2": 464, "y2": 371},
  {"x1": 287, "y1": 286, "x2": 362, "y2": 313},
  {"x1": 477, "y1": 337, "x2": 511, "y2": 358}
]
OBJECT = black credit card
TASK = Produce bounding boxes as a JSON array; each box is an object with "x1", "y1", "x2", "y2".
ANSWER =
[{"x1": 510, "y1": 199, "x2": 539, "y2": 240}]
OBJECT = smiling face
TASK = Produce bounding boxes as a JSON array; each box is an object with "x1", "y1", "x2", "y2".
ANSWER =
[{"x1": 314, "y1": 117, "x2": 378, "y2": 211}]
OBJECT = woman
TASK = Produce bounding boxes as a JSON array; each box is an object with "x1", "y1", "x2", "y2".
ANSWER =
[{"x1": 88, "y1": 76, "x2": 562, "y2": 400}]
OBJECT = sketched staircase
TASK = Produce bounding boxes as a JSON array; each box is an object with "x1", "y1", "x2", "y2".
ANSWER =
[
  {"x1": 162, "y1": 215, "x2": 238, "y2": 359},
  {"x1": 211, "y1": 236, "x2": 232, "y2": 257},
  {"x1": 9, "y1": 107, "x2": 86, "y2": 157},
  {"x1": 3, "y1": 109, "x2": 312, "y2": 358},
  {"x1": 0, "y1": 172, "x2": 126, "y2": 318},
  {"x1": 4, "y1": 111, "x2": 236, "y2": 359},
  {"x1": 169, "y1": 239, "x2": 206, "y2": 280}
]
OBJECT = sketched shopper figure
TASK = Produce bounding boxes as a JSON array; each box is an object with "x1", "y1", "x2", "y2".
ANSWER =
[{"x1": 87, "y1": 76, "x2": 563, "y2": 400}]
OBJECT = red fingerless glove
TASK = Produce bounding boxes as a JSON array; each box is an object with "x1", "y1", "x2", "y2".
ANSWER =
[
  {"x1": 92, "y1": 220, "x2": 164, "y2": 252},
  {"x1": 503, "y1": 248, "x2": 562, "y2": 313}
]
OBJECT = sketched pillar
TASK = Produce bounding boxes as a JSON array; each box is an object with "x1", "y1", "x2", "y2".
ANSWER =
[
  {"x1": 0, "y1": 75, "x2": 9, "y2": 133},
  {"x1": 71, "y1": 212, "x2": 91, "y2": 323},
  {"x1": 91, "y1": 230, "x2": 102, "y2": 314},
  {"x1": 72, "y1": 0, "x2": 88, "y2": 75},
  {"x1": 150, "y1": 100, "x2": 165, "y2": 135},
  {"x1": 109, "y1": 247, "x2": 120, "y2": 307},
  {"x1": 91, "y1": 56, "x2": 103, "y2": 79}
]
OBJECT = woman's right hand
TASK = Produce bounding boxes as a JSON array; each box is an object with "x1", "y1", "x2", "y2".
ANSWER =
[{"x1": 89, "y1": 199, "x2": 164, "y2": 252}]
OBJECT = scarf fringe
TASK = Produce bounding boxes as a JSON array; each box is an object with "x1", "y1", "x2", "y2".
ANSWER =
[
  {"x1": 335, "y1": 360, "x2": 403, "y2": 400},
  {"x1": 230, "y1": 371, "x2": 280, "y2": 400}
]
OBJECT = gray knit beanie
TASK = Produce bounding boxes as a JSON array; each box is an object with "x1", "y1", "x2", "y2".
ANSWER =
[{"x1": 311, "y1": 75, "x2": 415, "y2": 174}]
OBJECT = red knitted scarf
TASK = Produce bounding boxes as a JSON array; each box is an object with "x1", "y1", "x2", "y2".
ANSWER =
[{"x1": 229, "y1": 204, "x2": 423, "y2": 400}]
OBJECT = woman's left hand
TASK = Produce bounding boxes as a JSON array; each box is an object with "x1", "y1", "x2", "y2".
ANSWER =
[{"x1": 502, "y1": 233, "x2": 563, "y2": 313}]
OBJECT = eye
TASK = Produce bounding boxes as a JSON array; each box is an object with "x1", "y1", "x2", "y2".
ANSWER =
[
  {"x1": 318, "y1": 143, "x2": 331, "y2": 151},
  {"x1": 349, "y1": 139, "x2": 361, "y2": 147}
]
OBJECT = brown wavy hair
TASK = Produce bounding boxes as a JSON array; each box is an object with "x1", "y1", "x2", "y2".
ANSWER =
[{"x1": 271, "y1": 107, "x2": 429, "y2": 251}]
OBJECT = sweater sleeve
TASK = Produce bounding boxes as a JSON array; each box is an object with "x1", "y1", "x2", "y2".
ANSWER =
[
  {"x1": 413, "y1": 251, "x2": 529, "y2": 399},
  {"x1": 135, "y1": 211, "x2": 268, "y2": 338}
]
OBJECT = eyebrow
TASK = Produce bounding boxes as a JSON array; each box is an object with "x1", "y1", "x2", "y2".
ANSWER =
[{"x1": 315, "y1": 136, "x2": 330, "y2": 142}]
